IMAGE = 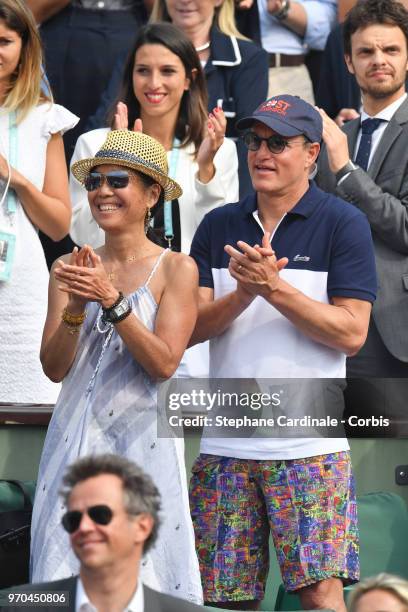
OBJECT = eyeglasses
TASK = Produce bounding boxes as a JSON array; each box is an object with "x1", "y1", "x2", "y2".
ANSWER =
[
  {"x1": 84, "y1": 171, "x2": 132, "y2": 192},
  {"x1": 242, "y1": 131, "x2": 308, "y2": 154},
  {"x1": 61, "y1": 504, "x2": 113, "y2": 533}
]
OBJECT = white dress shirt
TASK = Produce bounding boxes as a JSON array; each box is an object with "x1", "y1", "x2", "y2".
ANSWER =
[{"x1": 76, "y1": 577, "x2": 144, "y2": 612}]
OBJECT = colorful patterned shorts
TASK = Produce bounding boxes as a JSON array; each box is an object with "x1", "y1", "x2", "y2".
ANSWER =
[{"x1": 189, "y1": 452, "x2": 359, "y2": 602}]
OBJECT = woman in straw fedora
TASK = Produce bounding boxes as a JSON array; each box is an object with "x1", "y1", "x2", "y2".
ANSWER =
[
  {"x1": 70, "y1": 22, "x2": 239, "y2": 379},
  {"x1": 30, "y1": 129, "x2": 203, "y2": 604}
]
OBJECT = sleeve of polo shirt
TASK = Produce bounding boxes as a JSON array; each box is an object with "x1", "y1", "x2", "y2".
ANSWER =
[
  {"x1": 327, "y1": 210, "x2": 377, "y2": 303},
  {"x1": 301, "y1": 0, "x2": 337, "y2": 51},
  {"x1": 190, "y1": 215, "x2": 214, "y2": 289}
]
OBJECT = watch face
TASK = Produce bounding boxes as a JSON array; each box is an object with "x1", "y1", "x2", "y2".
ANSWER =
[
  {"x1": 116, "y1": 303, "x2": 128, "y2": 316},
  {"x1": 103, "y1": 297, "x2": 130, "y2": 323},
  {"x1": 112, "y1": 297, "x2": 130, "y2": 320}
]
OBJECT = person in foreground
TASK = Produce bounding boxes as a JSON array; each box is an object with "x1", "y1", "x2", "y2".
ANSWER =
[
  {"x1": 348, "y1": 573, "x2": 408, "y2": 612},
  {"x1": 2, "y1": 454, "x2": 207, "y2": 612},
  {"x1": 189, "y1": 95, "x2": 377, "y2": 611},
  {"x1": 29, "y1": 130, "x2": 203, "y2": 604}
]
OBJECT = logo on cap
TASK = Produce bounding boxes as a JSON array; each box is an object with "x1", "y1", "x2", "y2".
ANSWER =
[{"x1": 259, "y1": 99, "x2": 291, "y2": 116}]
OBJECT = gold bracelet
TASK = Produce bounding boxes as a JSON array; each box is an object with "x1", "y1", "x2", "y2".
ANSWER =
[
  {"x1": 62, "y1": 307, "x2": 86, "y2": 326},
  {"x1": 61, "y1": 320, "x2": 81, "y2": 335}
]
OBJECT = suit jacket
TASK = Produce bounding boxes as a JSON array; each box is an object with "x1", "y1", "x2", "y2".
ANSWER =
[
  {"x1": 317, "y1": 97, "x2": 408, "y2": 362},
  {"x1": 0, "y1": 577, "x2": 207, "y2": 611}
]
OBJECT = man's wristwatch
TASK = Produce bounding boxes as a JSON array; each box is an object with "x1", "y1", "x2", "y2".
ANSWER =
[
  {"x1": 272, "y1": 0, "x2": 291, "y2": 20},
  {"x1": 335, "y1": 160, "x2": 358, "y2": 184},
  {"x1": 102, "y1": 292, "x2": 132, "y2": 324}
]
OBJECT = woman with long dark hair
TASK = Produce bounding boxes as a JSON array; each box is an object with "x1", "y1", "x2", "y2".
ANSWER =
[
  {"x1": 69, "y1": 22, "x2": 238, "y2": 377},
  {"x1": 70, "y1": 22, "x2": 238, "y2": 255}
]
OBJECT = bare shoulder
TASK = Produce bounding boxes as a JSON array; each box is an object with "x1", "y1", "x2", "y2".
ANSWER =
[{"x1": 164, "y1": 251, "x2": 198, "y2": 282}]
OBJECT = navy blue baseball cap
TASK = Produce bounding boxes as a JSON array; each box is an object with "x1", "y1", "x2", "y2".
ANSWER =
[{"x1": 236, "y1": 94, "x2": 322, "y2": 143}]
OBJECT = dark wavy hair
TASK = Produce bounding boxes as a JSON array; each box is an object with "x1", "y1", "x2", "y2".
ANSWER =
[
  {"x1": 61, "y1": 454, "x2": 161, "y2": 554},
  {"x1": 343, "y1": 0, "x2": 408, "y2": 56},
  {"x1": 109, "y1": 22, "x2": 208, "y2": 155}
]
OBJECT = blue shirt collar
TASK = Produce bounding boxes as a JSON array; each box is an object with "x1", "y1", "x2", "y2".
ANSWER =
[{"x1": 242, "y1": 181, "x2": 323, "y2": 219}]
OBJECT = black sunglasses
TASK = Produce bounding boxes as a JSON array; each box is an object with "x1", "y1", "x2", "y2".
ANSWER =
[
  {"x1": 242, "y1": 131, "x2": 308, "y2": 154},
  {"x1": 84, "y1": 171, "x2": 131, "y2": 192},
  {"x1": 61, "y1": 504, "x2": 113, "y2": 533}
]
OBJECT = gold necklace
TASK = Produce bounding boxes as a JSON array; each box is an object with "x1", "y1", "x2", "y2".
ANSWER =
[{"x1": 106, "y1": 253, "x2": 141, "y2": 281}]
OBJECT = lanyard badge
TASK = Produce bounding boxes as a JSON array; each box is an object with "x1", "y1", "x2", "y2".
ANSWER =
[
  {"x1": 0, "y1": 231, "x2": 16, "y2": 281},
  {"x1": 0, "y1": 111, "x2": 18, "y2": 281},
  {"x1": 163, "y1": 139, "x2": 180, "y2": 249}
]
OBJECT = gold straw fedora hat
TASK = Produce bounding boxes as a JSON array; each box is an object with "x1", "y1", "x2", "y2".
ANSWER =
[{"x1": 71, "y1": 129, "x2": 182, "y2": 200}]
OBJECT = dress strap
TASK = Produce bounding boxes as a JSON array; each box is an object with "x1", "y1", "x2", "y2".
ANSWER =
[{"x1": 145, "y1": 248, "x2": 170, "y2": 288}]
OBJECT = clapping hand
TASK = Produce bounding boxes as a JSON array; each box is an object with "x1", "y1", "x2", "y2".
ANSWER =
[
  {"x1": 196, "y1": 107, "x2": 226, "y2": 183},
  {"x1": 225, "y1": 232, "x2": 288, "y2": 299},
  {"x1": 113, "y1": 102, "x2": 143, "y2": 132},
  {"x1": 55, "y1": 245, "x2": 118, "y2": 308}
]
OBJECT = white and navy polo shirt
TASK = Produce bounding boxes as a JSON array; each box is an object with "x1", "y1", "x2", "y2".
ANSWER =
[{"x1": 190, "y1": 182, "x2": 377, "y2": 458}]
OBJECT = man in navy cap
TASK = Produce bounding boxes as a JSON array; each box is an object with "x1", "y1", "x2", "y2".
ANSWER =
[{"x1": 188, "y1": 94, "x2": 377, "y2": 611}]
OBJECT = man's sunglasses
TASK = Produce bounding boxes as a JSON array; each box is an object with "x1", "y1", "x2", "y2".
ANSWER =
[
  {"x1": 84, "y1": 170, "x2": 132, "y2": 192},
  {"x1": 61, "y1": 504, "x2": 113, "y2": 533},
  {"x1": 242, "y1": 131, "x2": 308, "y2": 154}
]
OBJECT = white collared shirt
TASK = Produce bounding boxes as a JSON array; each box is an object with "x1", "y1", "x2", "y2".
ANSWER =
[
  {"x1": 76, "y1": 577, "x2": 144, "y2": 612},
  {"x1": 353, "y1": 92, "x2": 407, "y2": 169}
]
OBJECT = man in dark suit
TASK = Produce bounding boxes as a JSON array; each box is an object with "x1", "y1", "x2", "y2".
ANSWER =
[
  {"x1": 1, "y1": 454, "x2": 206, "y2": 612},
  {"x1": 317, "y1": 0, "x2": 408, "y2": 436}
]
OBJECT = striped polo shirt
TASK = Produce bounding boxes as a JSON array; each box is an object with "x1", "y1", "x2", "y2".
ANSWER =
[{"x1": 190, "y1": 181, "x2": 377, "y2": 459}]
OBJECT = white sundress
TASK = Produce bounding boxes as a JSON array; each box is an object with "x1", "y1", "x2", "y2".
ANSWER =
[
  {"x1": 0, "y1": 103, "x2": 78, "y2": 404},
  {"x1": 30, "y1": 249, "x2": 203, "y2": 604}
]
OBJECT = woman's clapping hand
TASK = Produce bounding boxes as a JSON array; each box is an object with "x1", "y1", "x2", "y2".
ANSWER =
[
  {"x1": 55, "y1": 245, "x2": 118, "y2": 309},
  {"x1": 113, "y1": 101, "x2": 143, "y2": 132},
  {"x1": 196, "y1": 106, "x2": 226, "y2": 183}
]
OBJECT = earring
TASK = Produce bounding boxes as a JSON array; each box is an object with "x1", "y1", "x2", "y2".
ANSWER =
[{"x1": 144, "y1": 207, "x2": 151, "y2": 234}]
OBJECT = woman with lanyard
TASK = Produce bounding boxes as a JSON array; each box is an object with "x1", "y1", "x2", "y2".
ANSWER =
[
  {"x1": 69, "y1": 22, "x2": 238, "y2": 376},
  {"x1": 87, "y1": 0, "x2": 267, "y2": 197},
  {"x1": 0, "y1": 0, "x2": 77, "y2": 404},
  {"x1": 150, "y1": 0, "x2": 268, "y2": 197}
]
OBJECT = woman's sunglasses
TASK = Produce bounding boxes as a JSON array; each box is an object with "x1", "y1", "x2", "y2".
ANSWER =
[
  {"x1": 61, "y1": 504, "x2": 113, "y2": 533},
  {"x1": 242, "y1": 131, "x2": 308, "y2": 154},
  {"x1": 84, "y1": 171, "x2": 131, "y2": 192}
]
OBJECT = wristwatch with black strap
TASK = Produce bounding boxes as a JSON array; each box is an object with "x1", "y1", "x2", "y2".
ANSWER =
[{"x1": 102, "y1": 291, "x2": 132, "y2": 324}]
